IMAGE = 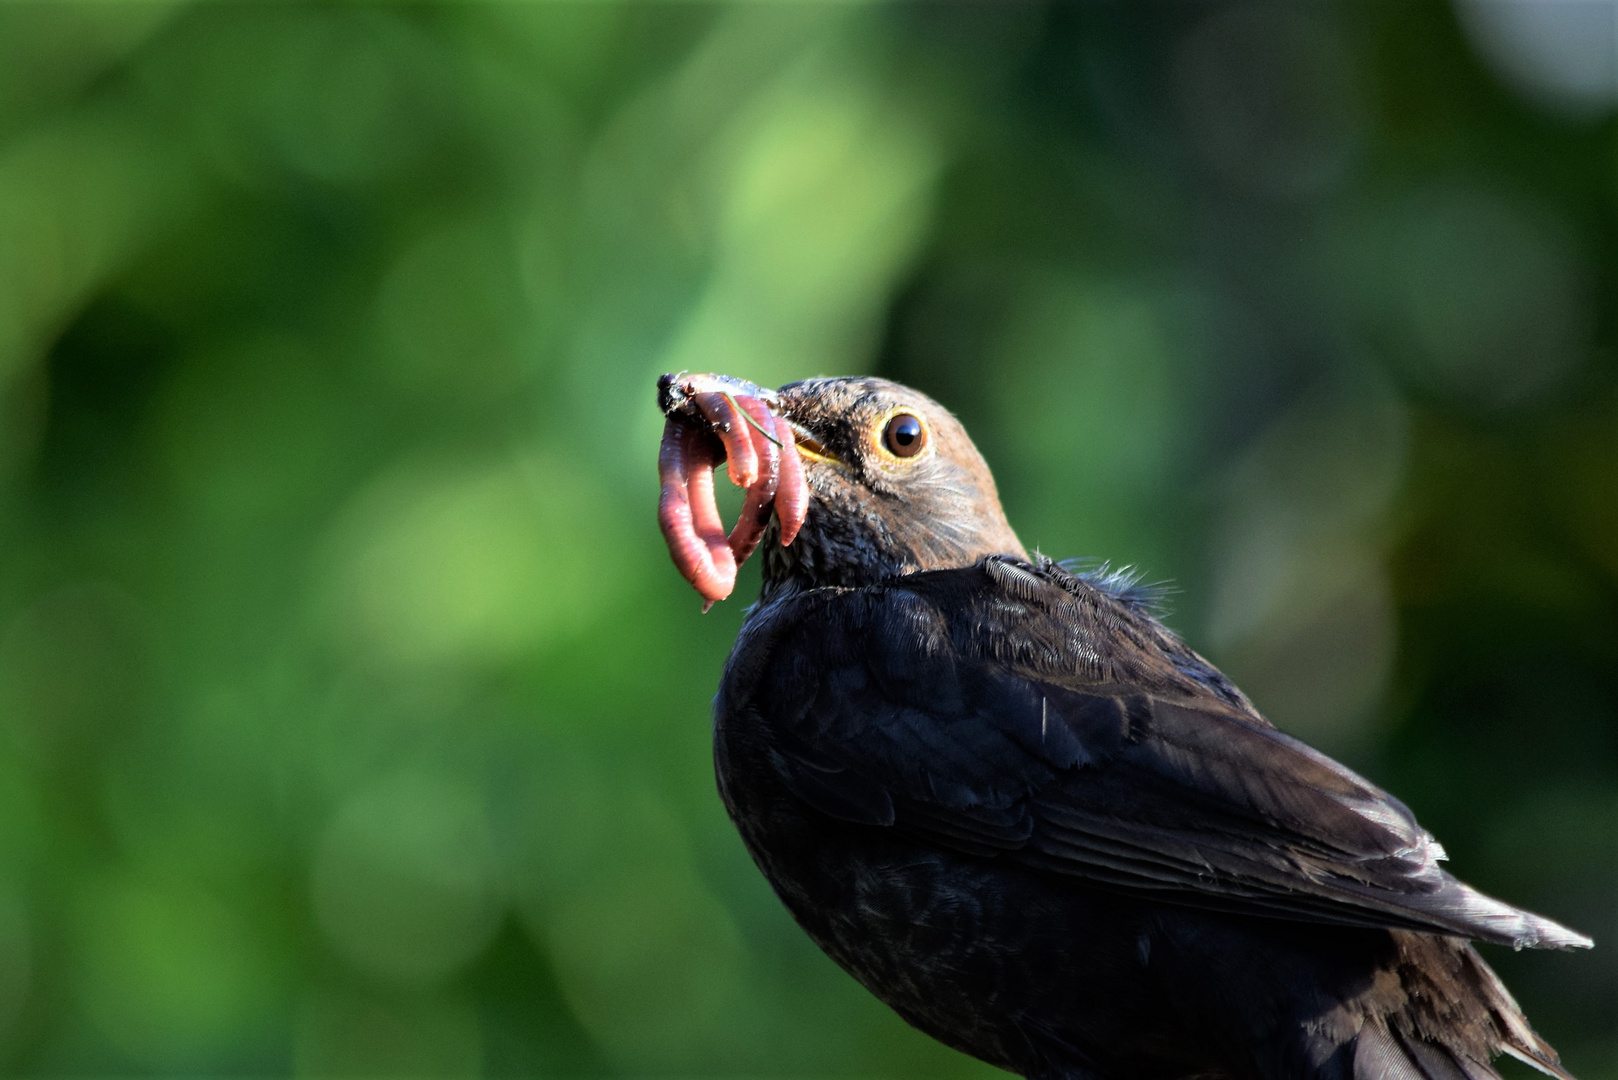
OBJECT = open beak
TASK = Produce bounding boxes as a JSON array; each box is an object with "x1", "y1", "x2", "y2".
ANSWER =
[
  {"x1": 659, "y1": 371, "x2": 841, "y2": 468},
  {"x1": 786, "y1": 420, "x2": 841, "y2": 467}
]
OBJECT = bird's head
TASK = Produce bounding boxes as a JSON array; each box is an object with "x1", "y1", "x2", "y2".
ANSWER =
[
  {"x1": 657, "y1": 373, "x2": 1026, "y2": 605},
  {"x1": 767, "y1": 377, "x2": 1027, "y2": 596}
]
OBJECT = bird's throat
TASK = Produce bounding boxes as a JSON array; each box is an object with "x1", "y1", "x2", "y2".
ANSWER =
[{"x1": 758, "y1": 492, "x2": 1026, "y2": 605}]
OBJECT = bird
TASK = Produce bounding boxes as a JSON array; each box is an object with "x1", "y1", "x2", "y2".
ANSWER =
[{"x1": 653, "y1": 371, "x2": 1592, "y2": 1080}]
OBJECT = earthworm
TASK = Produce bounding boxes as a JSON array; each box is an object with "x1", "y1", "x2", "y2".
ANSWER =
[
  {"x1": 657, "y1": 417, "x2": 737, "y2": 607},
  {"x1": 726, "y1": 395, "x2": 782, "y2": 564},
  {"x1": 773, "y1": 412, "x2": 807, "y2": 547},
  {"x1": 693, "y1": 392, "x2": 758, "y2": 489}
]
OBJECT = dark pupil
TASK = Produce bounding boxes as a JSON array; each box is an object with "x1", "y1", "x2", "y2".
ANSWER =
[{"x1": 886, "y1": 415, "x2": 923, "y2": 456}]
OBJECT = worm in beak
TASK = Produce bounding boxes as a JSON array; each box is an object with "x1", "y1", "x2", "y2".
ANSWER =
[{"x1": 655, "y1": 373, "x2": 810, "y2": 607}]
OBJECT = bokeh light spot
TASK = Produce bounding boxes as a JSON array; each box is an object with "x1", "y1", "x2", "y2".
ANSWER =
[
  {"x1": 1456, "y1": 0, "x2": 1618, "y2": 119},
  {"x1": 315, "y1": 454, "x2": 614, "y2": 671},
  {"x1": 662, "y1": 63, "x2": 941, "y2": 390}
]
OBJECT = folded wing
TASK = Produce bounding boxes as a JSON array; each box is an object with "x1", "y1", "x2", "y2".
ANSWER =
[{"x1": 742, "y1": 560, "x2": 1590, "y2": 951}]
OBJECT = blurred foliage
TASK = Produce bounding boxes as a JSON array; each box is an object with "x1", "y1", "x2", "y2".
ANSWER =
[{"x1": 0, "y1": 2, "x2": 1615, "y2": 1077}]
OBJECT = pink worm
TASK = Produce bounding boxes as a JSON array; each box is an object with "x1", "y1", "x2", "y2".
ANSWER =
[
  {"x1": 726, "y1": 396, "x2": 782, "y2": 565},
  {"x1": 772, "y1": 413, "x2": 807, "y2": 547},
  {"x1": 693, "y1": 392, "x2": 758, "y2": 489},
  {"x1": 657, "y1": 418, "x2": 737, "y2": 607},
  {"x1": 657, "y1": 383, "x2": 813, "y2": 607}
]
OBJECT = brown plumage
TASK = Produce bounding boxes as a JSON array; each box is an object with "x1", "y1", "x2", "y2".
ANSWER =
[{"x1": 656, "y1": 372, "x2": 1592, "y2": 1080}]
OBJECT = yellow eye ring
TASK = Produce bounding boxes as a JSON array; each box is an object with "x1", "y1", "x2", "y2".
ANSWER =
[{"x1": 875, "y1": 407, "x2": 930, "y2": 461}]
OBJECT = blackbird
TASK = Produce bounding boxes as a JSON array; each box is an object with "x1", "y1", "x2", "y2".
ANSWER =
[{"x1": 654, "y1": 372, "x2": 1592, "y2": 1080}]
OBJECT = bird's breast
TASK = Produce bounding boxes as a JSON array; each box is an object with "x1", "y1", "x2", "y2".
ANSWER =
[{"x1": 711, "y1": 656, "x2": 1184, "y2": 1079}]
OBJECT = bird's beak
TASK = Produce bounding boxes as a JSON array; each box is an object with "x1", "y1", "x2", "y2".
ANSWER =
[
  {"x1": 658, "y1": 370, "x2": 843, "y2": 468},
  {"x1": 658, "y1": 371, "x2": 780, "y2": 417},
  {"x1": 787, "y1": 420, "x2": 842, "y2": 467}
]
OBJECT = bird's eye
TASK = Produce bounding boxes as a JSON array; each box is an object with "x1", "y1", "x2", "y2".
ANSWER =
[{"x1": 882, "y1": 413, "x2": 927, "y2": 459}]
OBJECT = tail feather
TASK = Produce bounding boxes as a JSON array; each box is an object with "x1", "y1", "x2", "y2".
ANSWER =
[
  {"x1": 1354, "y1": 1023, "x2": 1431, "y2": 1080},
  {"x1": 1501, "y1": 1043, "x2": 1578, "y2": 1080},
  {"x1": 1381, "y1": 934, "x2": 1577, "y2": 1080},
  {"x1": 1454, "y1": 942, "x2": 1576, "y2": 1080},
  {"x1": 1353, "y1": 1023, "x2": 1506, "y2": 1080},
  {"x1": 1395, "y1": 1026, "x2": 1501, "y2": 1080}
]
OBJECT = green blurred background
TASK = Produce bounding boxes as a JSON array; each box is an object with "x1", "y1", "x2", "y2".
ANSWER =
[{"x1": 0, "y1": 2, "x2": 1615, "y2": 1076}]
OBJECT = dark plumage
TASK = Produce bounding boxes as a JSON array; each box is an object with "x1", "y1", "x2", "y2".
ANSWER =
[{"x1": 659, "y1": 374, "x2": 1591, "y2": 1080}]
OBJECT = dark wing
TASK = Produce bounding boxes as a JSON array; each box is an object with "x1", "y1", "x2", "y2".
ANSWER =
[{"x1": 733, "y1": 558, "x2": 1590, "y2": 950}]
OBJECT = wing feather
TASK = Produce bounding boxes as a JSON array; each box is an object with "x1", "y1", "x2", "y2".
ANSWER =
[{"x1": 740, "y1": 559, "x2": 1590, "y2": 951}]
